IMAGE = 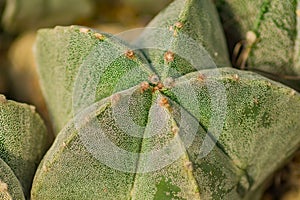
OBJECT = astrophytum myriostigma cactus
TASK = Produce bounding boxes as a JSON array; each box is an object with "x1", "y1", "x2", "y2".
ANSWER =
[
  {"x1": 0, "y1": 94, "x2": 49, "y2": 198},
  {"x1": 31, "y1": 0, "x2": 300, "y2": 199},
  {"x1": 215, "y1": 0, "x2": 300, "y2": 76}
]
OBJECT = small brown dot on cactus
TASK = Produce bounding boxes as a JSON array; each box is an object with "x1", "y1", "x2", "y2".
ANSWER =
[
  {"x1": 79, "y1": 28, "x2": 90, "y2": 33},
  {"x1": 29, "y1": 105, "x2": 36, "y2": 112},
  {"x1": 164, "y1": 51, "x2": 175, "y2": 62},
  {"x1": 159, "y1": 97, "x2": 170, "y2": 107},
  {"x1": 62, "y1": 142, "x2": 67, "y2": 147},
  {"x1": 94, "y1": 33, "x2": 105, "y2": 40},
  {"x1": 214, "y1": 52, "x2": 218, "y2": 57},
  {"x1": 232, "y1": 74, "x2": 240, "y2": 81},
  {"x1": 253, "y1": 98, "x2": 259, "y2": 105},
  {"x1": 42, "y1": 165, "x2": 48, "y2": 172},
  {"x1": 297, "y1": 10, "x2": 300, "y2": 17},
  {"x1": 140, "y1": 81, "x2": 150, "y2": 92},
  {"x1": 197, "y1": 73, "x2": 206, "y2": 81},
  {"x1": 125, "y1": 50, "x2": 135, "y2": 59},
  {"x1": 174, "y1": 22, "x2": 183, "y2": 29},
  {"x1": 169, "y1": 26, "x2": 174, "y2": 31},
  {"x1": 149, "y1": 75, "x2": 160, "y2": 84},
  {"x1": 0, "y1": 94, "x2": 7, "y2": 103},
  {"x1": 171, "y1": 126, "x2": 179, "y2": 135},
  {"x1": 152, "y1": 86, "x2": 159, "y2": 93},
  {"x1": 184, "y1": 161, "x2": 193, "y2": 171},
  {"x1": 0, "y1": 181, "x2": 8, "y2": 192},
  {"x1": 157, "y1": 82, "x2": 164, "y2": 89},
  {"x1": 290, "y1": 90, "x2": 296, "y2": 96},
  {"x1": 267, "y1": 82, "x2": 272, "y2": 87},
  {"x1": 246, "y1": 31, "x2": 257, "y2": 44}
]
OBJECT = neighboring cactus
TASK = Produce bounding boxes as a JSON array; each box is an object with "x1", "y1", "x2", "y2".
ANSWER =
[
  {"x1": 215, "y1": 0, "x2": 300, "y2": 76},
  {"x1": 0, "y1": 94, "x2": 49, "y2": 197},
  {"x1": 31, "y1": 0, "x2": 300, "y2": 199},
  {"x1": 1, "y1": 0, "x2": 94, "y2": 33},
  {"x1": 0, "y1": 158, "x2": 25, "y2": 200}
]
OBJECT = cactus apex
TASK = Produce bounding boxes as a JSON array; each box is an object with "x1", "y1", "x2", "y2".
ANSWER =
[{"x1": 149, "y1": 75, "x2": 160, "y2": 85}]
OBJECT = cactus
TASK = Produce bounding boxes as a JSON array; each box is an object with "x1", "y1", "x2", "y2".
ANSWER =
[
  {"x1": 31, "y1": 66, "x2": 300, "y2": 199},
  {"x1": 1, "y1": 0, "x2": 94, "y2": 32},
  {"x1": 35, "y1": 0, "x2": 231, "y2": 135},
  {"x1": 30, "y1": 0, "x2": 300, "y2": 199},
  {"x1": 215, "y1": 0, "x2": 300, "y2": 76},
  {"x1": 0, "y1": 94, "x2": 49, "y2": 198},
  {"x1": 0, "y1": 157, "x2": 25, "y2": 200}
]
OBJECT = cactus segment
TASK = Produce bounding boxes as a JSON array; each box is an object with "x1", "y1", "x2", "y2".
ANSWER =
[
  {"x1": 0, "y1": 95, "x2": 49, "y2": 197},
  {"x1": 136, "y1": 0, "x2": 231, "y2": 79},
  {"x1": 35, "y1": 26, "x2": 153, "y2": 134},
  {"x1": 0, "y1": 158, "x2": 25, "y2": 200},
  {"x1": 168, "y1": 67, "x2": 300, "y2": 196}
]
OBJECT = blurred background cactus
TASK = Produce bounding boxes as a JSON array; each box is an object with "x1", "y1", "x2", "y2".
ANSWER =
[{"x1": 0, "y1": 0, "x2": 299, "y2": 199}]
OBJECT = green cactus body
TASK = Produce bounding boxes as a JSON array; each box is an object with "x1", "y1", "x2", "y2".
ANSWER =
[
  {"x1": 31, "y1": 67, "x2": 300, "y2": 199},
  {"x1": 32, "y1": 0, "x2": 300, "y2": 199},
  {"x1": 36, "y1": 26, "x2": 153, "y2": 134},
  {"x1": 0, "y1": 94, "x2": 49, "y2": 197},
  {"x1": 1, "y1": 0, "x2": 94, "y2": 32},
  {"x1": 136, "y1": 0, "x2": 230, "y2": 78},
  {"x1": 0, "y1": 158, "x2": 25, "y2": 200},
  {"x1": 216, "y1": 0, "x2": 300, "y2": 76},
  {"x1": 35, "y1": 0, "x2": 230, "y2": 135}
]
